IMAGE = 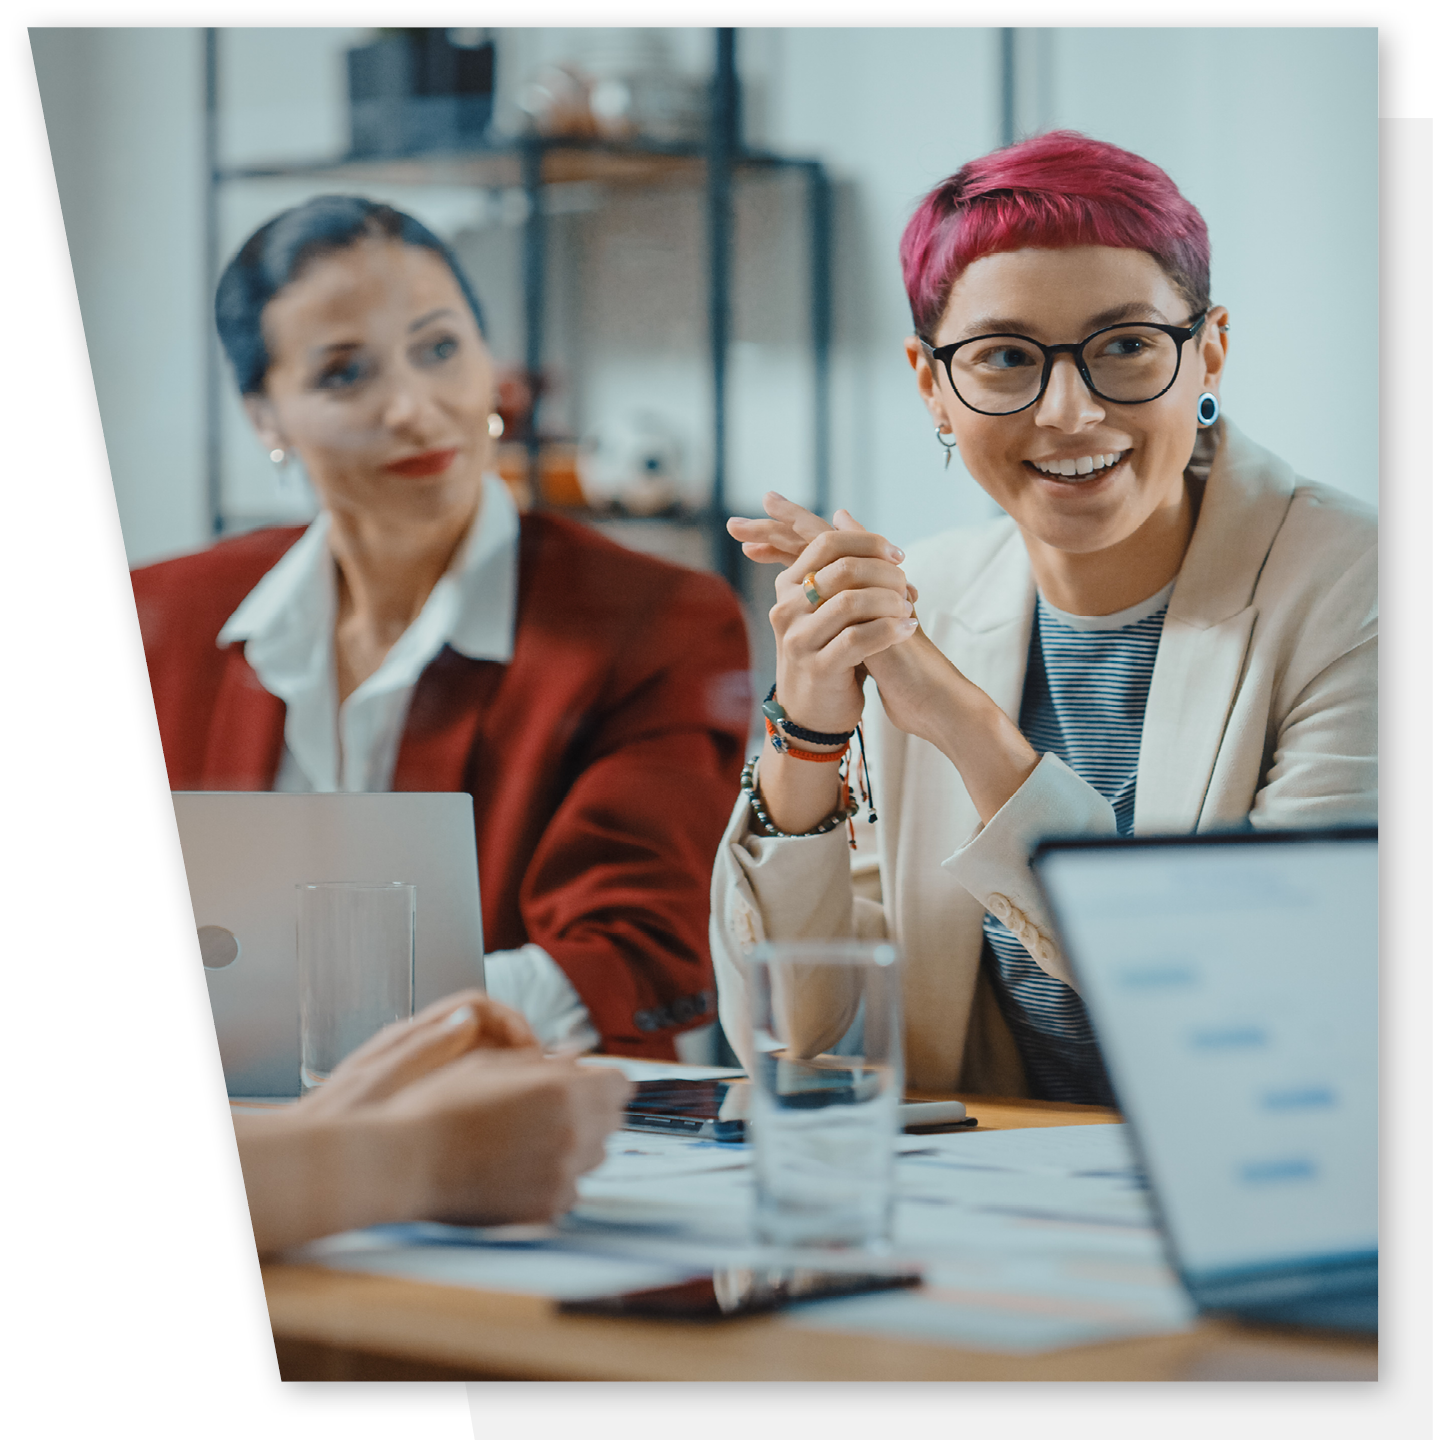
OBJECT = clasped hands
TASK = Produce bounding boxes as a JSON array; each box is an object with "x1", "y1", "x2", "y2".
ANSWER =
[
  {"x1": 232, "y1": 991, "x2": 631, "y2": 1254},
  {"x1": 728, "y1": 493, "x2": 1038, "y2": 826}
]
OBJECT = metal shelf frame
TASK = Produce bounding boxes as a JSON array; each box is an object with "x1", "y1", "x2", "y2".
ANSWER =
[{"x1": 202, "y1": 27, "x2": 833, "y2": 589}]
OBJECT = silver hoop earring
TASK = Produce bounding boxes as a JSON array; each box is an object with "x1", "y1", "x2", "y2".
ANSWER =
[
  {"x1": 1196, "y1": 392, "x2": 1220, "y2": 428},
  {"x1": 935, "y1": 426, "x2": 958, "y2": 470}
]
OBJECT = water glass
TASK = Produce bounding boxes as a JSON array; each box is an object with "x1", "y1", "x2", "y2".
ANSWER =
[
  {"x1": 746, "y1": 941, "x2": 903, "y2": 1250},
  {"x1": 297, "y1": 881, "x2": 415, "y2": 1094}
]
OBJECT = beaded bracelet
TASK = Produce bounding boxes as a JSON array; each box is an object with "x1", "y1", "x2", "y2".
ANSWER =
[
  {"x1": 762, "y1": 684, "x2": 854, "y2": 748},
  {"x1": 740, "y1": 756, "x2": 858, "y2": 839}
]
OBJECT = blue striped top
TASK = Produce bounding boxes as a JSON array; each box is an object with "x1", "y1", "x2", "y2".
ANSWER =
[{"x1": 981, "y1": 580, "x2": 1174, "y2": 1105}]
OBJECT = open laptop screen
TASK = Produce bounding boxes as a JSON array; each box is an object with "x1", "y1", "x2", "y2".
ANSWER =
[{"x1": 1034, "y1": 830, "x2": 1376, "y2": 1285}]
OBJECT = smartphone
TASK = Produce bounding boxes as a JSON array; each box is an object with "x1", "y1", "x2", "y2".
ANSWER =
[
  {"x1": 621, "y1": 1078, "x2": 971, "y2": 1141},
  {"x1": 558, "y1": 1265, "x2": 923, "y2": 1319},
  {"x1": 622, "y1": 1078, "x2": 748, "y2": 1141}
]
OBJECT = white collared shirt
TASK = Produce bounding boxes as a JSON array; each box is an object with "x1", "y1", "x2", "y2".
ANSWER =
[{"x1": 217, "y1": 473, "x2": 597, "y2": 1051}]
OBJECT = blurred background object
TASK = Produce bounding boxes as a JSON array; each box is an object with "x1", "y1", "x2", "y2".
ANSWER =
[
  {"x1": 578, "y1": 412, "x2": 686, "y2": 516},
  {"x1": 580, "y1": 29, "x2": 707, "y2": 143},
  {"x1": 514, "y1": 31, "x2": 709, "y2": 143},
  {"x1": 347, "y1": 28, "x2": 496, "y2": 158},
  {"x1": 517, "y1": 63, "x2": 596, "y2": 138}
]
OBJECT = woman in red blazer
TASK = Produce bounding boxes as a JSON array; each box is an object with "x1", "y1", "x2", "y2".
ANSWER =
[{"x1": 132, "y1": 196, "x2": 750, "y2": 1059}]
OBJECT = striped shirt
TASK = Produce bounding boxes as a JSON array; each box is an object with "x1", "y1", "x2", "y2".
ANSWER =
[{"x1": 981, "y1": 580, "x2": 1175, "y2": 1104}]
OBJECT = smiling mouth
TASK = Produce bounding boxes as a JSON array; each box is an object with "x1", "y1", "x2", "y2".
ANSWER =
[
  {"x1": 385, "y1": 448, "x2": 458, "y2": 478},
  {"x1": 1025, "y1": 450, "x2": 1130, "y2": 483}
]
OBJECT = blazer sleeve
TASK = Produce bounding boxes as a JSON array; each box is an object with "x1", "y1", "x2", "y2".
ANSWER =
[
  {"x1": 516, "y1": 568, "x2": 751, "y2": 1058},
  {"x1": 1249, "y1": 540, "x2": 1377, "y2": 829},
  {"x1": 939, "y1": 754, "x2": 1118, "y2": 988},
  {"x1": 709, "y1": 772, "x2": 892, "y2": 1073}
]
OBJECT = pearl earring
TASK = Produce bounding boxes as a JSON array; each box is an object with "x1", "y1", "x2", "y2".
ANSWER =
[
  {"x1": 269, "y1": 448, "x2": 287, "y2": 466},
  {"x1": 487, "y1": 412, "x2": 505, "y2": 439}
]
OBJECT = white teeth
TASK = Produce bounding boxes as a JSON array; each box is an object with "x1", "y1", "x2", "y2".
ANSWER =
[{"x1": 1032, "y1": 451, "x2": 1124, "y2": 478}]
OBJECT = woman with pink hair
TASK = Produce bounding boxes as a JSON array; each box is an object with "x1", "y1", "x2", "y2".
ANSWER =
[{"x1": 710, "y1": 132, "x2": 1375, "y2": 1102}]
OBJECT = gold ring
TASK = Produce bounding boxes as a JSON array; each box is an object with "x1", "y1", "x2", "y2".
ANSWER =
[{"x1": 802, "y1": 572, "x2": 823, "y2": 608}]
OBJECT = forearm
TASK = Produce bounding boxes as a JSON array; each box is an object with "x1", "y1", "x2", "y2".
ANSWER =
[
  {"x1": 231, "y1": 1108, "x2": 425, "y2": 1255},
  {"x1": 749, "y1": 742, "x2": 848, "y2": 833},
  {"x1": 923, "y1": 674, "x2": 1040, "y2": 825},
  {"x1": 865, "y1": 638, "x2": 1039, "y2": 825}
]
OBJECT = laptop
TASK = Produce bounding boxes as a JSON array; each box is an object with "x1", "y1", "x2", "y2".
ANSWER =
[
  {"x1": 1032, "y1": 827, "x2": 1377, "y2": 1335},
  {"x1": 173, "y1": 792, "x2": 486, "y2": 1097}
]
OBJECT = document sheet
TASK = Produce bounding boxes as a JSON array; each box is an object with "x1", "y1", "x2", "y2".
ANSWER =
[{"x1": 300, "y1": 1120, "x2": 1195, "y2": 1353}]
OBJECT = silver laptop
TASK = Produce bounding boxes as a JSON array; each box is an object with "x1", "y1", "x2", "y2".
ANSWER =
[
  {"x1": 1032, "y1": 827, "x2": 1377, "y2": 1334},
  {"x1": 173, "y1": 792, "x2": 486, "y2": 1097}
]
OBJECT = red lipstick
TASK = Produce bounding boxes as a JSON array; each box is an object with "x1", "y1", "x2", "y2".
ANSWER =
[{"x1": 384, "y1": 448, "x2": 458, "y2": 478}]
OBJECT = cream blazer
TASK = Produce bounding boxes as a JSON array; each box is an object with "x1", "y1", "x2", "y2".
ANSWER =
[{"x1": 709, "y1": 420, "x2": 1377, "y2": 1094}]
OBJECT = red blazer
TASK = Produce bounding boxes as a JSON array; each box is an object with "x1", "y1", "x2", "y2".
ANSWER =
[{"x1": 132, "y1": 513, "x2": 751, "y2": 1058}]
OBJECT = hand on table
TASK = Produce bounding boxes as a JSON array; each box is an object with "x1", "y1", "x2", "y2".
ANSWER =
[
  {"x1": 380, "y1": 1045, "x2": 630, "y2": 1227},
  {"x1": 234, "y1": 991, "x2": 632, "y2": 1252},
  {"x1": 296, "y1": 988, "x2": 539, "y2": 1117}
]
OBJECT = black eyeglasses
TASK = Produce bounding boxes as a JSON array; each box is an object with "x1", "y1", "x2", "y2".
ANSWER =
[{"x1": 921, "y1": 311, "x2": 1209, "y2": 416}]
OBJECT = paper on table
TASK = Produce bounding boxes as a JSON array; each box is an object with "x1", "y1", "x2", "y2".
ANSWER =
[
  {"x1": 300, "y1": 1226, "x2": 695, "y2": 1299},
  {"x1": 587, "y1": 1129, "x2": 752, "y2": 1184},
  {"x1": 305, "y1": 1112, "x2": 1192, "y2": 1355},
  {"x1": 901, "y1": 1175, "x2": 1151, "y2": 1233},
  {"x1": 579, "y1": 1055, "x2": 745, "y2": 1082},
  {"x1": 895, "y1": 1128, "x2": 1149, "y2": 1231},
  {"x1": 905, "y1": 1123, "x2": 1140, "y2": 1177}
]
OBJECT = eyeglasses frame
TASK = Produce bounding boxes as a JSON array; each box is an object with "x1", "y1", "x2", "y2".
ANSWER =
[{"x1": 920, "y1": 310, "x2": 1211, "y2": 417}]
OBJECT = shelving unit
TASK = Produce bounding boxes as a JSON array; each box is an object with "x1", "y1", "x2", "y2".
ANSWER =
[{"x1": 202, "y1": 27, "x2": 832, "y2": 589}]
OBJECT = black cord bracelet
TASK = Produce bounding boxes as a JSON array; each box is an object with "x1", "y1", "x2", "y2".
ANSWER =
[{"x1": 762, "y1": 684, "x2": 855, "y2": 748}]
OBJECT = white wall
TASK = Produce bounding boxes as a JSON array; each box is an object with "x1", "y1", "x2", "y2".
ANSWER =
[
  {"x1": 30, "y1": 28, "x2": 210, "y2": 566},
  {"x1": 31, "y1": 26, "x2": 1377, "y2": 567}
]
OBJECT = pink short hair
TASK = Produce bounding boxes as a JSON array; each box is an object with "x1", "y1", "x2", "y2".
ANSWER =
[{"x1": 900, "y1": 131, "x2": 1211, "y2": 340}]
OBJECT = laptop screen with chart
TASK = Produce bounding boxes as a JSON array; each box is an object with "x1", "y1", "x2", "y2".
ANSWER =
[{"x1": 1033, "y1": 828, "x2": 1376, "y2": 1322}]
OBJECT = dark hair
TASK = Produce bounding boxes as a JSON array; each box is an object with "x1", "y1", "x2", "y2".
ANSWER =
[{"x1": 215, "y1": 195, "x2": 487, "y2": 394}]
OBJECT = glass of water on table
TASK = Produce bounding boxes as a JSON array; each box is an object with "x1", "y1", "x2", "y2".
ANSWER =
[
  {"x1": 746, "y1": 941, "x2": 902, "y2": 1250},
  {"x1": 297, "y1": 881, "x2": 416, "y2": 1094}
]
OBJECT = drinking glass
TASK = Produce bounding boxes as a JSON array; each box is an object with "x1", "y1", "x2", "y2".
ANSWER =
[
  {"x1": 746, "y1": 941, "x2": 903, "y2": 1249},
  {"x1": 297, "y1": 881, "x2": 416, "y2": 1094}
]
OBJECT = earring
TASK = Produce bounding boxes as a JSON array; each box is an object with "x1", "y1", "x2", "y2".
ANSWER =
[
  {"x1": 487, "y1": 412, "x2": 505, "y2": 439},
  {"x1": 935, "y1": 426, "x2": 958, "y2": 470},
  {"x1": 269, "y1": 447, "x2": 287, "y2": 466},
  {"x1": 1196, "y1": 392, "x2": 1220, "y2": 428}
]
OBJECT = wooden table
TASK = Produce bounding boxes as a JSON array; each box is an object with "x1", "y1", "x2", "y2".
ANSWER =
[{"x1": 262, "y1": 1093, "x2": 1377, "y2": 1381}]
